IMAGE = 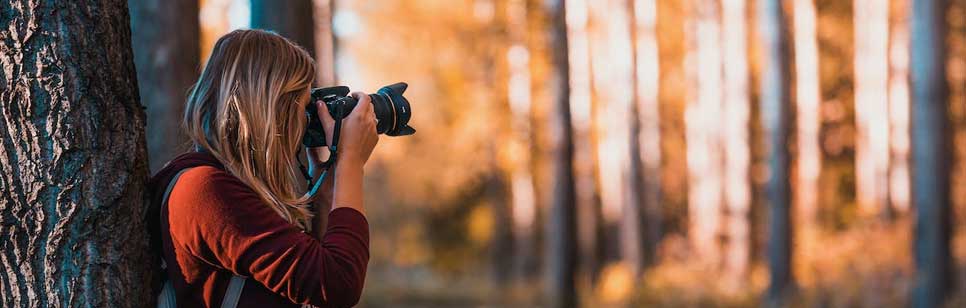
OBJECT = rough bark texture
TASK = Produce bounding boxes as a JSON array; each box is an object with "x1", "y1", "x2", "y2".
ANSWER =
[
  {"x1": 539, "y1": 0, "x2": 577, "y2": 307},
  {"x1": 0, "y1": 1, "x2": 153, "y2": 307},
  {"x1": 757, "y1": 0, "x2": 795, "y2": 305},
  {"x1": 130, "y1": 0, "x2": 199, "y2": 173},
  {"x1": 251, "y1": 0, "x2": 316, "y2": 56},
  {"x1": 909, "y1": 0, "x2": 952, "y2": 306}
]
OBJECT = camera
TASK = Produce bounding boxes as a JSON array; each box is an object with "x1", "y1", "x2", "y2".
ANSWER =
[{"x1": 303, "y1": 82, "x2": 416, "y2": 147}]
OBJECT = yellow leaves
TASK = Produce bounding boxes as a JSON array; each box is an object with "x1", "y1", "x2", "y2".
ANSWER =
[
  {"x1": 466, "y1": 203, "x2": 493, "y2": 245},
  {"x1": 596, "y1": 262, "x2": 635, "y2": 304}
]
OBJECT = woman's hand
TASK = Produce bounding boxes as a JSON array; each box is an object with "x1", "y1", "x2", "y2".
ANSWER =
[
  {"x1": 336, "y1": 92, "x2": 378, "y2": 167},
  {"x1": 329, "y1": 92, "x2": 377, "y2": 215},
  {"x1": 306, "y1": 100, "x2": 337, "y2": 170}
]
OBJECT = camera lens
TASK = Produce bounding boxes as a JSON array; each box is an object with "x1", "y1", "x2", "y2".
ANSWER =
[
  {"x1": 303, "y1": 83, "x2": 415, "y2": 148},
  {"x1": 370, "y1": 82, "x2": 416, "y2": 136}
]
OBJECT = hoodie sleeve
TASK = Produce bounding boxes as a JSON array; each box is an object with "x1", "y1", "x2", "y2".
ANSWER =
[{"x1": 166, "y1": 166, "x2": 369, "y2": 307}]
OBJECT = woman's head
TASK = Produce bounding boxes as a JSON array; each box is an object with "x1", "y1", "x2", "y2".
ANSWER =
[{"x1": 184, "y1": 29, "x2": 316, "y2": 229}]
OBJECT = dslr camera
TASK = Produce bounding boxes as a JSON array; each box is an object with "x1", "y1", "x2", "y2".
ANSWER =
[{"x1": 303, "y1": 82, "x2": 415, "y2": 147}]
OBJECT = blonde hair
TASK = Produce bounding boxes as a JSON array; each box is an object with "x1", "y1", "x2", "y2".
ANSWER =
[{"x1": 184, "y1": 29, "x2": 317, "y2": 230}]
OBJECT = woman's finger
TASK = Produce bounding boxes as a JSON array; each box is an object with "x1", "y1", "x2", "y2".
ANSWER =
[
  {"x1": 316, "y1": 100, "x2": 334, "y2": 123},
  {"x1": 350, "y1": 92, "x2": 373, "y2": 115}
]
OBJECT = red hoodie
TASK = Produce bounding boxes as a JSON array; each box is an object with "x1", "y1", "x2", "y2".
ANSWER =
[{"x1": 147, "y1": 152, "x2": 369, "y2": 308}]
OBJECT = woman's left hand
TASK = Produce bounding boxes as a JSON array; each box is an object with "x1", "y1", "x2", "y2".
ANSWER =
[{"x1": 307, "y1": 99, "x2": 337, "y2": 171}]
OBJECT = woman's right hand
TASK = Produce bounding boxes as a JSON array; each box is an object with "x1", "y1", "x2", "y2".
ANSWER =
[
  {"x1": 333, "y1": 92, "x2": 379, "y2": 167},
  {"x1": 323, "y1": 92, "x2": 377, "y2": 215}
]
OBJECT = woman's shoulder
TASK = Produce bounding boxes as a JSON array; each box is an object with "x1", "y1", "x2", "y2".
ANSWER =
[{"x1": 167, "y1": 166, "x2": 263, "y2": 220}]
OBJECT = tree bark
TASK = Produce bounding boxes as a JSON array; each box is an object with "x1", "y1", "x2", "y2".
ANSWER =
[
  {"x1": 909, "y1": 0, "x2": 952, "y2": 306},
  {"x1": 756, "y1": 0, "x2": 794, "y2": 305},
  {"x1": 250, "y1": 0, "x2": 316, "y2": 55},
  {"x1": 0, "y1": 1, "x2": 153, "y2": 307},
  {"x1": 539, "y1": 0, "x2": 577, "y2": 307},
  {"x1": 130, "y1": 0, "x2": 200, "y2": 173}
]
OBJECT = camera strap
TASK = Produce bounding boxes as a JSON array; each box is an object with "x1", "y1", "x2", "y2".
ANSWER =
[{"x1": 303, "y1": 116, "x2": 343, "y2": 200}]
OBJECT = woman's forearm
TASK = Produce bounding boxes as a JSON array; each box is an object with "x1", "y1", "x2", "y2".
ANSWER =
[
  {"x1": 307, "y1": 165, "x2": 333, "y2": 239},
  {"x1": 333, "y1": 160, "x2": 366, "y2": 215}
]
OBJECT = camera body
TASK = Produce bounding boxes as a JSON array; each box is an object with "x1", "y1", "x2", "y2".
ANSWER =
[{"x1": 303, "y1": 82, "x2": 416, "y2": 147}]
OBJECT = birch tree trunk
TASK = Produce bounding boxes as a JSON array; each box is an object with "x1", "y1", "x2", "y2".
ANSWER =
[
  {"x1": 686, "y1": 0, "x2": 724, "y2": 266},
  {"x1": 130, "y1": 0, "x2": 200, "y2": 173},
  {"x1": 720, "y1": 0, "x2": 751, "y2": 289},
  {"x1": 888, "y1": 0, "x2": 912, "y2": 214},
  {"x1": 756, "y1": 0, "x2": 794, "y2": 305},
  {"x1": 853, "y1": 0, "x2": 891, "y2": 214},
  {"x1": 910, "y1": 0, "x2": 952, "y2": 306},
  {"x1": 793, "y1": 0, "x2": 821, "y2": 229},
  {"x1": 0, "y1": 1, "x2": 153, "y2": 307}
]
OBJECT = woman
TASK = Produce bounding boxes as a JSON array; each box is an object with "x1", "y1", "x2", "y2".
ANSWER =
[{"x1": 148, "y1": 29, "x2": 376, "y2": 307}]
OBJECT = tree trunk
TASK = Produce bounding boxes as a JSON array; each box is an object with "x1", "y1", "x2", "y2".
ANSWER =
[
  {"x1": 312, "y1": 0, "x2": 337, "y2": 87},
  {"x1": 130, "y1": 0, "x2": 200, "y2": 174},
  {"x1": 887, "y1": 0, "x2": 912, "y2": 213},
  {"x1": 539, "y1": 0, "x2": 577, "y2": 307},
  {"x1": 909, "y1": 0, "x2": 952, "y2": 306},
  {"x1": 686, "y1": 0, "x2": 724, "y2": 266},
  {"x1": 853, "y1": 0, "x2": 892, "y2": 215},
  {"x1": 756, "y1": 0, "x2": 794, "y2": 305},
  {"x1": 792, "y1": 0, "x2": 821, "y2": 232},
  {"x1": 720, "y1": 0, "x2": 751, "y2": 290},
  {"x1": 567, "y1": 0, "x2": 606, "y2": 286},
  {"x1": 250, "y1": 0, "x2": 316, "y2": 55},
  {"x1": 0, "y1": 1, "x2": 153, "y2": 307},
  {"x1": 502, "y1": 0, "x2": 538, "y2": 286},
  {"x1": 625, "y1": 0, "x2": 662, "y2": 276}
]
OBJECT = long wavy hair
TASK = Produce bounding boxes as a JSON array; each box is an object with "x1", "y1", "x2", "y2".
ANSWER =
[{"x1": 183, "y1": 29, "x2": 317, "y2": 230}]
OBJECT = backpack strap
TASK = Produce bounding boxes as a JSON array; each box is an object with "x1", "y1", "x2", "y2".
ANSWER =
[
  {"x1": 157, "y1": 168, "x2": 248, "y2": 308},
  {"x1": 222, "y1": 275, "x2": 246, "y2": 308}
]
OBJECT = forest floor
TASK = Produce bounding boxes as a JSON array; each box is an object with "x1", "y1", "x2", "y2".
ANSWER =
[{"x1": 357, "y1": 218, "x2": 966, "y2": 307}]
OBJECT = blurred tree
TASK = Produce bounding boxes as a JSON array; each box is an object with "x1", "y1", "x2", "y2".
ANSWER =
[
  {"x1": 566, "y1": 0, "x2": 606, "y2": 286},
  {"x1": 686, "y1": 0, "x2": 724, "y2": 266},
  {"x1": 756, "y1": 0, "x2": 795, "y2": 305},
  {"x1": 887, "y1": 0, "x2": 911, "y2": 214},
  {"x1": 501, "y1": 0, "x2": 537, "y2": 286},
  {"x1": 535, "y1": 0, "x2": 578, "y2": 306},
  {"x1": 853, "y1": 0, "x2": 892, "y2": 216},
  {"x1": 909, "y1": 0, "x2": 952, "y2": 306},
  {"x1": 793, "y1": 0, "x2": 821, "y2": 229},
  {"x1": 720, "y1": 0, "x2": 752, "y2": 290},
  {"x1": 313, "y1": 0, "x2": 337, "y2": 86},
  {"x1": 130, "y1": 0, "x2": 200, "y2": 173},
  {"x1": 627, "y1": 0, "x2": 663, "y2": 274},
  {"x1": 250, "y1": 0, "x2": 315, "y2": 55},
  {"x1": 0, "y1": 1, "x2": 154, "y2": 307}
]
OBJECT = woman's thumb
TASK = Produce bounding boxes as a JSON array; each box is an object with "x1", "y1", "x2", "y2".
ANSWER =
[{"x1": 316, "y1": 101, "x2": 335, "y2": 124}]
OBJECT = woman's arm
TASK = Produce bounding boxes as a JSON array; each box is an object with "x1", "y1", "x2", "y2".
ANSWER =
[
  {"x1": 310, "y1": 92, "x2": 378, "y2": 216},
  {"x1": 307, "y1": 161, "x2": 334, "y2": 239},
  {"x1": 168, "y1": 167, "x2": 369, "y2": 307}
]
